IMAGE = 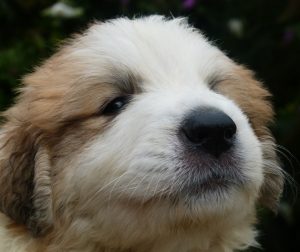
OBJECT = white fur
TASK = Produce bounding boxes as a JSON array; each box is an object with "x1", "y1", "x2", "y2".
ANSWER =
[{"x1": 54, "y1": 16, "x2": 263, "y2": 251}]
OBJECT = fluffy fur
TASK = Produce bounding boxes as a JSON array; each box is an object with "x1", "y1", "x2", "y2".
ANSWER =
[{"x1": 0, "y1": 16, "x2": 283, "y2": 252}]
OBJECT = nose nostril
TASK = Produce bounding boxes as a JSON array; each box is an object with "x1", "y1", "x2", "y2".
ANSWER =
[
  {"x1": 182, "y1": 127, "x2": 206, "y2": 144},
  {"x1": 224, "y1": 126, "x2": 237, "y2": 141},
  {"x1": 180, "y1": 108, "x2": 237, "y2": 157}
]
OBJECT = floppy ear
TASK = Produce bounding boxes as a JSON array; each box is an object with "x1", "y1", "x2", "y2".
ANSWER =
[
  {"x1": 236, "y1": 68, "x2": 284, "y2": 212},
  {"x1": 0, "y1": 120, "x2": 53, "y2": 236}
]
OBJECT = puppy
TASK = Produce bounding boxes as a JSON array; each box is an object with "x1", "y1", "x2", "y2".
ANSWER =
[{"x1": 0, "y1": 16, "x2": 283, "y2": 252}]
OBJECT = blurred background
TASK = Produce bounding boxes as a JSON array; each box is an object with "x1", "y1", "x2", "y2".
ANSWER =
[{"x1": 0, "y1": 0, "x2": 299, "y2": 251}]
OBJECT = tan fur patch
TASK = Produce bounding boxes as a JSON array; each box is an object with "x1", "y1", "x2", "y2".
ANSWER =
[{"x1": 215, "y1": 65, "x2": 273, "y2": 138}]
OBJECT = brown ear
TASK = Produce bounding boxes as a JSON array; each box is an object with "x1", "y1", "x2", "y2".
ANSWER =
[
  {"x1": 0, "y1": 121, "x2": 53, "y2": 236},
  {"x1": 216, "y1": 65, "x2": 284, "y2": 212}
]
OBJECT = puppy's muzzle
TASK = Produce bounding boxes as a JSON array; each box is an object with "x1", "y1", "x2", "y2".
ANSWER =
[{"x1": 181, "y1": 107, "x2": 237, "y2": 158}]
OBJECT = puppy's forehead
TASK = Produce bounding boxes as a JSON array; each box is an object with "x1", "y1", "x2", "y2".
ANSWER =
[{"x1": 84, "y1": 17, "x2": 229, "y2": 88}]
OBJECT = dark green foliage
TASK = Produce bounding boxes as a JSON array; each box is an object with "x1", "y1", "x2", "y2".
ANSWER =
[{"x1": 0, "y1": 0, "x2": 299, "y2": 251}]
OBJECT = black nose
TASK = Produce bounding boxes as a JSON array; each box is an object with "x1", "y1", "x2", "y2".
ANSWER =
[{"x1": 181, "y1": 108, "x2": 237, "y2": 157}]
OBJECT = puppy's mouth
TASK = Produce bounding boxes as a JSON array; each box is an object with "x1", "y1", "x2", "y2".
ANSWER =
[
  {"x1": 178, "y1": 169, "x2": 244, "y2": 197},
  {"x1": 111, "y1": 151, "x2": 246, "y2": 209},
  {"x1": 174, "y1": 149, "x2": 246, "y2": 197}
]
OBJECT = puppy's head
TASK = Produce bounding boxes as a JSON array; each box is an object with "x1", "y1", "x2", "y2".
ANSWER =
[{"x1": 0, "y1": 16, "x2": 283, "y2": 242}]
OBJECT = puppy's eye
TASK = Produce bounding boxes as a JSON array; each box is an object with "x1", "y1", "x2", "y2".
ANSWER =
[
  {"x1": 102, "y1": 96, "x2": 130, "y2": 115},
  {"x1": 208, "y1": 77, "x2": 220, "y2": 90},
  {"x1": 208, "y1": 75, "x2": 229, "y2": 90}
]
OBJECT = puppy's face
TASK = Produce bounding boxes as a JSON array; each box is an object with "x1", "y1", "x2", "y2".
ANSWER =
[{"x1": 0, "y1": 16, "x2": 283, "y2": 247}]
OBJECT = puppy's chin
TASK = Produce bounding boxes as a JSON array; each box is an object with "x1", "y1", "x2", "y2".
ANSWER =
[{"x1": 175, "y1": 149, "x2": 245, "y2": 196}]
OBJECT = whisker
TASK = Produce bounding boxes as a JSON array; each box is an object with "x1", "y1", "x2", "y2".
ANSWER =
[
  {"x1": 107, "y1": 171, "x2": 134, "y2": 206},
  {"x1": 84, "y1": 169, "x2": 129, "y2": 206},
  {"x1": 111, "y1": 171, "x2": 142, "y2": 204},
  {"x1": 276, "y1": 144, "x2": 300, "y2": 166},
  {"x1": 141, "y1": 172, "x2": 156, "y2": 204},
  {"x1": 124, "y1": 173, "x2": 149, "y2": 205}
]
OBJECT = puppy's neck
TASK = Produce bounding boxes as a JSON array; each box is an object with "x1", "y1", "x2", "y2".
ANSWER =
[
  {"x1": 0, "y1": 211, "x2": 256, "y2": 252},
  {"x1": 0, "y1": 213, "x2": 44, "y2": 252}
]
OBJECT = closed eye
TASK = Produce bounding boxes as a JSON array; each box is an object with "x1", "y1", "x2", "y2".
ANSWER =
[
  {"x1": 208, "y1": 76, "x2": 221, "y2": 90},
  {"x1": 208, "y1": 75, "x2": 230, "y2": 90}
]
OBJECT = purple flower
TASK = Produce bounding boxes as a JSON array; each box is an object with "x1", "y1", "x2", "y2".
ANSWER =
[
  {"x1": 121, "y1": 0, "x2": 130, "y2": 6},
  {"x1": 182, "y1": 0, "x2": 197, "y2": 9},
  {"x1": 283, "y1": 30, "x2": 294, "y2": 44}
]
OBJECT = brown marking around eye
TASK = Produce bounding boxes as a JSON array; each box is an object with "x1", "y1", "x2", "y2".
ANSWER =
[
  {"x1": 213, "y1": 65, "x2": 273, "y2": 138},
  {"x1": 20, "y1": 73, "x2": 139, "y2": 131}
]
